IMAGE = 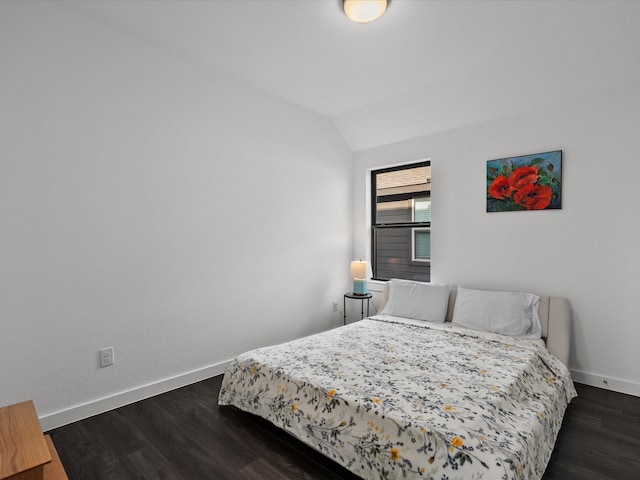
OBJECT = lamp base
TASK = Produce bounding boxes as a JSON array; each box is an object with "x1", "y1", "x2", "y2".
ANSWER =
[{"x1": 353, "y1": 278, "x2": 367, "y2": 295}]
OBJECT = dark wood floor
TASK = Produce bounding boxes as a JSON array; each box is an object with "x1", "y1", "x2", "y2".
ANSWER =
[{"x1": 47, "y1": 376, "x2": 640, "y2": 480}]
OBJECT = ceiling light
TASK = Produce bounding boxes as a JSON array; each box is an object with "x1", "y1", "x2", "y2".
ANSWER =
[{"x1": 343, "y1": 0, "x2": 387, "y2": 24}]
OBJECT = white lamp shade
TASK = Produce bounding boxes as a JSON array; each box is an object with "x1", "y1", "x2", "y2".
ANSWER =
[
  {"x1": 343, "y1": 0, "x2": 387, "y2": 24},
  {"x1": 350, "y1": 260, "x2": 372, "y2": 279}
]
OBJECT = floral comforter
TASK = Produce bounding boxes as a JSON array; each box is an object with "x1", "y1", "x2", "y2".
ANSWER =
[{"x1": 218, "y1": 316, "x2": 577, "y2": 480}]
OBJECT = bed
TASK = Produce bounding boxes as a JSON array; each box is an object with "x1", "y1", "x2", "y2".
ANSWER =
[{"x1": 218, "y1": 281, "x2": 577, "y2": 480}]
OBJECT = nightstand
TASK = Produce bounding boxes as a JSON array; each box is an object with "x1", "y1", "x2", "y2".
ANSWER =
[{"x1": 343, "y1": 292, "x2": 372, "y2": 325}]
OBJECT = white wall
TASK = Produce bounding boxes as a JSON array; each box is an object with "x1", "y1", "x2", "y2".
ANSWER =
[
  {"x1": 353, "y1": 85, "x2": 640, "y2": 396},
  {"x1": 0, "y1": 2, "x2": 351, "y2": 429}
]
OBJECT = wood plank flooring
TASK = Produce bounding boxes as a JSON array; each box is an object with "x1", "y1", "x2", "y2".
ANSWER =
[{"x1": 47, "y1": 377, "x2": 640, "y2": 480}]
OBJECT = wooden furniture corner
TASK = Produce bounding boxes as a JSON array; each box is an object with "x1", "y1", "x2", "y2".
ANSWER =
[{"x1": 0, "y1": 401, "x2": 68, "y2": 480}]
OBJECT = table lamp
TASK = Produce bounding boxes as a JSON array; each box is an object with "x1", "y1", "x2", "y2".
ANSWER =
[{"x1": 350, "y1": 260, "x2": 372, "y2": 295}]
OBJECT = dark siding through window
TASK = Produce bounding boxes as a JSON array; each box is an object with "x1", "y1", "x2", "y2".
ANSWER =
[{"x1": 371, "y1": 162, "x2": 431, "y2": 282}]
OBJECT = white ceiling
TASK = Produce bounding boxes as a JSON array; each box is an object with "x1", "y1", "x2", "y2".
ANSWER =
[{"x1": 59, "y1": 0, "x2": 640, "y2": 151}]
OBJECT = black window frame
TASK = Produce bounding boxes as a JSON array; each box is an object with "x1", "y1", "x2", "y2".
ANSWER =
[{"x1": 371, "y1": 161, "x2": 431, "y2": 281}]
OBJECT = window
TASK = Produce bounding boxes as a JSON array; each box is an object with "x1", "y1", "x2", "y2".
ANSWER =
[
  {"x1": 412, "y1": 198, "x2": 431, "y2": 262},
  {"x1": 412, "y1": 228, "x2": 430, "y2": 262},
  {"x1": 371, "y1": 161, "x2": 431, "y2": 282}
]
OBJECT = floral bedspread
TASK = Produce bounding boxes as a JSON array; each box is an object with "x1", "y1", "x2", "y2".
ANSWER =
[{"x1": 218, "y1": 316, "x2": 577, "y2": 480}]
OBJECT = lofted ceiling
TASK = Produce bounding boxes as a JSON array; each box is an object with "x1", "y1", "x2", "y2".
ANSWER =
[{"x1": 58, "y1": 0, "x2": 640, "y2": 151}]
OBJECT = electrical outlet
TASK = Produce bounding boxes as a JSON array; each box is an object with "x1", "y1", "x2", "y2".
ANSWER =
[
  {"x1": 100, "y1": 347, "x2": 114, "y2": 368},
  {"x1": 332, "y1": 302, "x2": 339, "y2": 312}
]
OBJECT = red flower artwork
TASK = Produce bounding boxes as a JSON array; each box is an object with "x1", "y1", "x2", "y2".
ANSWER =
[{"x1": 486, "y1": 151, "x2": 562, "y2": 212}]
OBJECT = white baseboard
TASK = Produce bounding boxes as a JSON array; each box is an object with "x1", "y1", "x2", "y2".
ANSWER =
[
  {"x1": 38, "y1": 361, "x2": 638, "y2": 432},
  {"x1": 40, "y1": 359, "x2": 232, "y2": 432},
  {"x1": 571, "y1": 369, "x2": 640, "y2": 397}
]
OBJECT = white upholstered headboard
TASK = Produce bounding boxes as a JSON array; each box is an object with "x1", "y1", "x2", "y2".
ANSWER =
[{"x1": 378, "y1": 284, "x2": 571, "y2": 367}]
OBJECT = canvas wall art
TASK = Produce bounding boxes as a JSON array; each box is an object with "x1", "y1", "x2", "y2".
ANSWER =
[{"x1": 487, "y1": 150, "x2": 562, "y2": 212}]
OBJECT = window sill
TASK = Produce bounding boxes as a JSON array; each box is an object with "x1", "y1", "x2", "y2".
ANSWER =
[{"x1": 367, "y1": 279, "x2": 387, "y2": 293}]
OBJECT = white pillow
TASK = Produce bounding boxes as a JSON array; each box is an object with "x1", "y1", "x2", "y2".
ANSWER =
[
  {"x1": 380, "y1": 279, "x2": 450, "y2": 323},
  {"x1": 452, "y1": 287, "x2": 542, "y2": 339}
]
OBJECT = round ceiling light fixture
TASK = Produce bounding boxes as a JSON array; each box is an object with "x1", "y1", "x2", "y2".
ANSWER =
[{"x1": 343, "y1": 0, "x2": 388, "y2": 24}]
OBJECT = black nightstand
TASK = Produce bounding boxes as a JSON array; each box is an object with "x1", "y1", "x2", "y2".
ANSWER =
[{"x1": 343, "y1": 292, "x2": 372, "y2": 325}]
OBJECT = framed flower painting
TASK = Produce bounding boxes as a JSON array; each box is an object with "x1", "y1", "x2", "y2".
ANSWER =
[{"x1": 487, "y1": 150, "x2": 562, "y2": 212}]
